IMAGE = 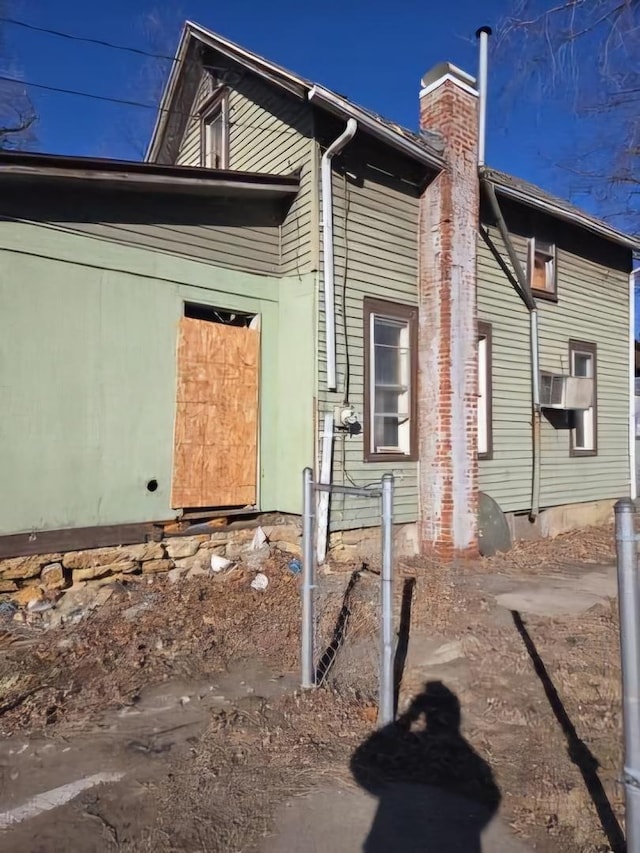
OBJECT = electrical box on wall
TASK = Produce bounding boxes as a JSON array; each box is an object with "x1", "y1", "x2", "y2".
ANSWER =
[{"x1": 334, "y1": 406, "x2": 360, "y2": 429}]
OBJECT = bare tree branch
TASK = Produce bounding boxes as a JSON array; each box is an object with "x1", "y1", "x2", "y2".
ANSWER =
[
  {"x1": 0, "y1": 0, "x2": 36, "y2": 150},
  {"x1": 496, "y1": 0, "x2": 639, "y2": 234}
]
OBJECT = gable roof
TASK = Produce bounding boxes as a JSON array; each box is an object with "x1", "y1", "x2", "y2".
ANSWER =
[
  {"x1": 482, "y1": 166, "x2": 639, "y2": 252},
  {"x1": 148, "y1": 22, "x2": 637, "y2": 253},
  {"x1": 146, "y1": 21, "x2": 446, "y2": 171}
]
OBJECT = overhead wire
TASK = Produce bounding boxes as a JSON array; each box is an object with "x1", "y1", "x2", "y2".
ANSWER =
[
  {"x1": 0, "y1": 17, "x2": 307, "y2": 136},
  {"x1": 0, "y1": 72, "x2": 302, "y2": 136},
  {"x1": 0, "y1": 15, "x2": 186, "y2": 64}
]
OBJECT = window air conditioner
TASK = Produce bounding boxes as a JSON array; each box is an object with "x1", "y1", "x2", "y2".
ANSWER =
[{"x1": 539, "y1": 374, "x2": 594, "y2": 410}]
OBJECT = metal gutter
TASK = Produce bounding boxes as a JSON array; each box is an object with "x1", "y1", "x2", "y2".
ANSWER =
[{"x1": 0, "y1": 153, "x2": 300, "y2": 197}]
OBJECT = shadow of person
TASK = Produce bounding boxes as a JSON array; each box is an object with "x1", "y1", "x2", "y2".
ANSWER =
[{"x1": 350, "y1": 681, "x2": 501, "y2": 853}]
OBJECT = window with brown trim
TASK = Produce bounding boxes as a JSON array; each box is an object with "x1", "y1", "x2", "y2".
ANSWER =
[
  {"x1": 363, "y1": 298, "x2": 418, "y2": 462},
  {"x1": 569, "y1": 339, "x2": 597, "y2": 457},
  {"x1": 528, "y1": 238, "x2": 557, "y2": 301},
  {"x1": 200, "y1": 93, "x2": 229, "y2": 169},
  {"x1": 478, "y1": 321, "x2": 493, "y2": 460}
]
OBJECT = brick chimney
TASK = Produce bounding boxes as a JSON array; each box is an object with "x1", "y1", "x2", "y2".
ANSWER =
[{"x1": 417, "y1": 62, "x2": 480, "y2": 559}]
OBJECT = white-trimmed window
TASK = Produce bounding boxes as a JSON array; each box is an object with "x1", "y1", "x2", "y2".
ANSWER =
[
  {"x1": 201, "y1": 95, "x2": 229, "y2": 169},
  {"x1": 478, "y1": 321, "x2": 493, "y2": 459},
  {"x1": 528, "y1": 238, "x2": 557, "y2": 300},
  {"x1": 364, "y1": 299, "x2": 417, "y2": 462},
  {"x1": 569, "y1": 339, "x2": 597, "y2": 456}
]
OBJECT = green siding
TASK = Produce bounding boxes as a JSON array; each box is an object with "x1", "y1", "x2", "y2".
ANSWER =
[
  {"x1": 0, "y1": 221, "x2": 314, "y2": 535},
  {"x1": 317, "y1": 154, "x2": 421, "y2": 531},
  {"x1": 478, "y1": 227, "x2": 630, "y2": 512},
  {"x1": 0, "y1": 187, "x2": 281, "y2": 277},
  {"x1": 175, "y1": 65, "x2": 315, "y2": 275},
  {"x1": 176, "y1": 73, "x2": 208, "y2": 167}
]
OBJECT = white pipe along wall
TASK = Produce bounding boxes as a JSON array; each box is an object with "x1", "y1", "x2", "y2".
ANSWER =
[
  {"x1": 319, "y1": 118, "x2": 357, "y2": 391},
  {"x1": 630, "y1": 269, "x2": 637, "y2": 500}
]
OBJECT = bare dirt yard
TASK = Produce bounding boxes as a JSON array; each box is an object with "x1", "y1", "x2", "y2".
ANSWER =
[{"x1": 0, "y1": 526, "x2": 626, "y2": 852}]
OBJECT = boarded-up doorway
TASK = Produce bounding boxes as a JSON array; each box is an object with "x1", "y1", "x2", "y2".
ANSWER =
[{"x1": 171, "y1": 305, "x2": 260, "y2": 509}]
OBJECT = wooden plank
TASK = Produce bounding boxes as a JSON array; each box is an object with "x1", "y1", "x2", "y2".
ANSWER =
[
  {"x1": 171, "y1": 317, "x2": 259, "y2": 509},
  {"x1": 0, "y1": 523, "x2": 159, "y2": 560}
]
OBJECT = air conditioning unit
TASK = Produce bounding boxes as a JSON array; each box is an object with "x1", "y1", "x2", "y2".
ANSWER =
[{"x1": 539, "y1": 374, "x2": 594, "y2": 410}]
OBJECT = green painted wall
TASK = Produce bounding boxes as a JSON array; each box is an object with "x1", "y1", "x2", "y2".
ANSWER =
[
  {"x1": 478, "y1": 224, "x2": 631, "y2": 512},
  {"x1": 0, "y1": 220, "x2": 314, "y2": 535}
]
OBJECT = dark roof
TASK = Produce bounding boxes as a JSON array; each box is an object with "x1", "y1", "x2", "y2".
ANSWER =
[
  {"x1": 0, "y1": 150, "x2": 300, "y2": 199},
  {"x1": 482, "y1": 166, "x2": 638, "y2": 251}
]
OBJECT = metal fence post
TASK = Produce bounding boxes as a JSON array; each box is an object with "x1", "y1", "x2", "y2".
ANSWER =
[
  {"x1": 615, "y1": 497, "x2": 640, "y2": 852},
  {"x1": 301, "y1": 467, "x2": 315, "y2": 688},
  {"x1": 378, "y1": 473, "x2": 394, "y2": 727}
]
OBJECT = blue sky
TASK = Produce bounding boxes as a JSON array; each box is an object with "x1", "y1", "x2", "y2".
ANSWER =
[{"x1": 7, "y1": 0, "x2": 575, "y2": 192}]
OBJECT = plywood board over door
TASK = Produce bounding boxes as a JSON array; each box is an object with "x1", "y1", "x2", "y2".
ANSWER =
[{"x1": 171, "y1": 316, "x2": 259, "y2": 509}]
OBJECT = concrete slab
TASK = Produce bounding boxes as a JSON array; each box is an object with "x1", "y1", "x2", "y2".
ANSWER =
[
  {"x1": 263, "y1": 784, "x2": 532, "y2": 853},
  {"x1": 481, "y1": 565, "x2": 617, "y2": 618}
]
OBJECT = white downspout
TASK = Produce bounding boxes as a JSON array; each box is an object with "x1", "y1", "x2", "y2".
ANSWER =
[
  {"x1": 530, "y1": 308, "x2": 542, "y2": 518},
  {"x1": 476, "y1": 26, "x2": 492, "y2": 167},
  {"x1": 630, "y1": 270, "x2": 637, "y2": 499},
  {"x1": 320, "y1": 118, "x2": 357, "y2": 391}
]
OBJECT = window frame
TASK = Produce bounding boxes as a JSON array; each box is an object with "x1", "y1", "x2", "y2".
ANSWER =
[
  {"x1": 569, "y1": 339, "x2": 598, "y2": 457},
  {"x1": 478, "y1": 321, "x2": 493, "y2": 460},
  {"x1": 527, "y1": 237, "x2": 558, "y2": 302},
  {"x1": 363, "y1": 298, "x2": 418, "y2": 463},
  {"x1": 199, "y1": 91, "x2": 229, "y2": 170}
]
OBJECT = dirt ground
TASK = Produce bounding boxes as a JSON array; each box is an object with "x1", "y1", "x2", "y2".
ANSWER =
[{"x1": 0, "y1": 526, "x2": 627, "y2": 852}]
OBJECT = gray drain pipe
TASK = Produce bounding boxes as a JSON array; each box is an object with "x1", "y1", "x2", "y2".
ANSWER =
[
  {"x1": 481, "y1": 178, "x2": 542, "y2": 520},
  {"x1": 477, "y1": 27, "x2": 541, "y2": 521}
]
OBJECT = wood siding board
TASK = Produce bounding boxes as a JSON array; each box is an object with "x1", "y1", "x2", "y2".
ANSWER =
[
  {"x1": 316, "y1": 149, "x2": 421, "y2": 530},
  {"x1": 477, "y1": 226, "x2": 630, "y2": 512},
  {"x1": 173, "y1": 61, "x2": 315, "y2": 276},
  {"x1": 0, "y1": 187, "x2": 282, "y2": 276}
]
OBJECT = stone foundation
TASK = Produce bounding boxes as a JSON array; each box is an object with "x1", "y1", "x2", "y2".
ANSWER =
[
  {"x1": 327, "y1": 522, "x2": 419, "y2": 565},
  {"x1": 0, "y1": 520, "x2": 303, "y2": 606},
  {"x1": 0, "y1": 517, "x2": 424, "y2": 604}
]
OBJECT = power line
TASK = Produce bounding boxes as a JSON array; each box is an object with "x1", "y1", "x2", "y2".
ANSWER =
[
  {"x1": 0, "y1": 15, "x2": 180, "y2": 64},
  {"x1": 0, "y1": 72, "x2": 302, "y2": 136},
  {"x1": 0, "y1": 73, "x2": 167, "y2": 112}
]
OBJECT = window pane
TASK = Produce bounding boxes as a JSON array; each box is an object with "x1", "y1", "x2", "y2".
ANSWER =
[
  {"x1": 374, "y1": 318, "x2": 403, "y2": 347},
  {"x1": 569, "y1": 343, "x2": 596, "y2": 453},
  {"x1": 369, "y1": 311, "x2": 412, "y2": 455},
  {"x1": 205, "y1": 111, "x2": 223, "y2": 168},
  {"x1": 374, "y1": 415, "x2": 399, "y2": 449},
  {"x1": 531, "y1": 245, "x2": 555, "y2": 294},
  {"x1": 374, "y1": 344, "x2": 400, "y2": 385},
  {"x1": 575, "y1": 411, "x2": 587, "y2": 448},
  {"x1": 532, "y1": 255, "x2": 547, "y2": 291},
  {"x1": 477, "y1": 336, "x2": 487, "y2": 454},
  {"x1": 375, "y1": 388, "x2": 401, "y2": 416},
  {"x1": 573, "y1": 353, "x2": 592, "y2": 378}
]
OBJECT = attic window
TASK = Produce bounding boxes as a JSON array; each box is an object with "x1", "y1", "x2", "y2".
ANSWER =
[
  {"x1": 200, "y1": 94, "x2": 229, "y2": 170},
  {"x1": 528, "y1": 238, "x2": 557, "y2": 301}
]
